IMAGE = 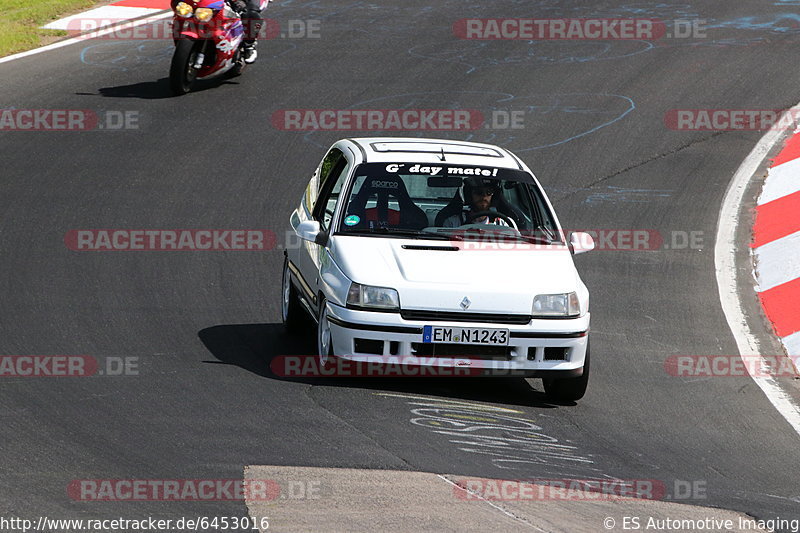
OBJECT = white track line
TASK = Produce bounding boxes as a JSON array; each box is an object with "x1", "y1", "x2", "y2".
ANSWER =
[
  {"x1": 0, "y1": 11, "x2": 171, "y2": 65},
  {"x1": 436, "y1": 474, "x2": 546, "y2": 531},
  {"x1": 715, "y1": 104, "x2": 800, "y2": 436}
]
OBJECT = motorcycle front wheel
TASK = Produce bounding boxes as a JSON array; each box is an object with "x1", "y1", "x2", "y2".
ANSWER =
[
  {"x1": 169, "y1": 39, "x2": 200, "y2": 95},
  {"x1": 227, "y1": 51, "x2": 245, "y2": 78}
]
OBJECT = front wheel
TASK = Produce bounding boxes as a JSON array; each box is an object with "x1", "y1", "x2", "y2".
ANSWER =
[
  {"x1": 317, "y1": 298, "x2": 334, "y2": 368},
  {"x1": 281, "y1": 257, "x2": 304, "y2": 334},
  {"x1": 170, "y1": 38, "x2": 200, "y2": 95},
  {"x1": 226, "y1": 49, "x2": 245, "y2": 78},
  {"x1": 543, "y1": 340, "x2": 590, "y2": 402}
]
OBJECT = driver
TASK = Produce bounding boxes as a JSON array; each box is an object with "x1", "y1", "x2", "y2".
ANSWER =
[{"x1": 442, "y1": 177, "x2": 509, "y2": 228}]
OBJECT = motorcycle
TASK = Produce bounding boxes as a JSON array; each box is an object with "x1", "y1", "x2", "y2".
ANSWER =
[{"x1": 168, "y1": 0, "x2": 266, "y2": 95}]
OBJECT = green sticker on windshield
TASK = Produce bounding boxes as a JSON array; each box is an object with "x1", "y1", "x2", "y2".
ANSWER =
[{"x1": 344, "y1": 215, "x2": 360, "y2": 226}]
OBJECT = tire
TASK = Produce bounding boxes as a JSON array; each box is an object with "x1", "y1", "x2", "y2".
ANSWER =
[
  {"x1": 169, "y1": 39, "x2": 200, "y2": 95},
  {"x1": 226, "y1": 50, "x2": 245, "y2": 78},
  {"x1": 281, "y1": 257, "x2": 304, "y2": 335},
  {"x1": 316, "y1": 297, "x2": 334, "y2": 368},
  {"x1": 543, "y1": 340, "x2": 590, "y2": 402}
]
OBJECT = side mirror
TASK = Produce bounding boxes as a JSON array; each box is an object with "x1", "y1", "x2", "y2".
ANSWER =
[
  {"x1": 569, "y1": 231, "x2": 595, "y2": 255},
  {"x1": 295, "y1": 220, "x2": 328, "y2": 246}
]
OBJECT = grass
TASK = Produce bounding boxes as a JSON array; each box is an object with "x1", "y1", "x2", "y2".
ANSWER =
[{"x1": 0, "y1": 0, "x2": 103, "y2": 56}]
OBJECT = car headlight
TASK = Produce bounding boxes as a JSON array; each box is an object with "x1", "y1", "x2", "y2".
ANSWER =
[
  {"x1": 194, "y1": 7, "x2": 214, "y2": 21},
  {"x1": 347, "y1": 282, "x2": 400, "y2": 311},
  {"x1": 173, "y1": 2, "x2": 193, "y2": 17},
  {"x1": 532, "y1": 292, "x2": 581, "y2": 318}
]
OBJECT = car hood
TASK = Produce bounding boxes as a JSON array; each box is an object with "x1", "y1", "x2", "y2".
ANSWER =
[{"x1": 330, "y1": 235, "x2": 582, "y2": 314}]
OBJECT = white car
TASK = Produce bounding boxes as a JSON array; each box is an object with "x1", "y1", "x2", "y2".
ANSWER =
[{"x1": 281, "y1": 137, "x2": 595, "y2": 401}]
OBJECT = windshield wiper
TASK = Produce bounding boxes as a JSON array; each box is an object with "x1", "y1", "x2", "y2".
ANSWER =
[
  {"x1": 534, "y1": 224, "x2": 559, "y2": 243},
  {"x1": 450, "y1": 227, "x2": 555, "y2": 245},
  {"x1": 522, "y1": 235, "x2": 557, "y2": 245}
]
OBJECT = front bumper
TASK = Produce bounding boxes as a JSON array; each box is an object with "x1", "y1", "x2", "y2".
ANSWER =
[{"x1": 326, "y1": 303, "x2": 589, "y2": 378}]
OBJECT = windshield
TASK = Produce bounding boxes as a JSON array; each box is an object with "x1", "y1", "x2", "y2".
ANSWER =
[{"x1": 336, "y1": 162, "x2": 561, "y2": 242}]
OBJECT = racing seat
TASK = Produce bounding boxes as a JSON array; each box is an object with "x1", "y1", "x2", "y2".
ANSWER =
[
  {"x1": 346, "y1": 177, "x2": 428, "y2": 230},
  {"x1": 434, "y1": 189, "x2": 465, "y2": 226}
]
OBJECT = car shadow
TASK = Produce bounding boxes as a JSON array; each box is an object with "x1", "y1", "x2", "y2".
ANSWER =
[{"x1": 198, "y1": 323, "x2": 568, "y2": 408}]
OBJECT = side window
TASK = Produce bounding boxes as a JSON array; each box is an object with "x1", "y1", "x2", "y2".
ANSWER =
[
  {"x1": 319, "y1": 148, "x2": 345, "y2": 189},
  {"x1": 501, "y1": 185, "x2": 532, "y2": 230},
  {"x1": 302, "y1": 173, "x2": 318, "y2": 217},
  {"x1": 518, "y1": 184, "x2": 559, "y2": 240},
  {"x1": 320, "y1": 172, "x2": 347, "y2": 230},
  {"x1": 312, "y1": 149, "x2": 349, "y2": 231},
  {"x1": 302, "y1": 148, "x2": 346, "y2": 217}
]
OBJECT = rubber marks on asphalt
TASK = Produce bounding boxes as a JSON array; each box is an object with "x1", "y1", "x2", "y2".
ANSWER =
[{"x1": 753, "y1": 130, "x2": 800, "y2": 355}]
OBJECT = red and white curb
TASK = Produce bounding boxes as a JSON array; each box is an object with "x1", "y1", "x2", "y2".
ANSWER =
[
  {"x1": 716, "y1": 107, "x2": 800, "y2": 436},
  {"x1": 753, "y1": 128, "x2": 800, "y2": 357},
  {"x1": 41, "y1": 0, "x2": 168, "y2": 32}
]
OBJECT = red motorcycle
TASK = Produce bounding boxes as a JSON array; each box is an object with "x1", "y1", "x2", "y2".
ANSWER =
[{"x1": 169, "y1": 0, "x2": 266, "y2": 95}]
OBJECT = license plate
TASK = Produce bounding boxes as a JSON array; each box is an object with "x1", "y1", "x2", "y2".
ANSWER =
[{"x1": 422, "y1": 326, "x2": 509, "y2": 346}]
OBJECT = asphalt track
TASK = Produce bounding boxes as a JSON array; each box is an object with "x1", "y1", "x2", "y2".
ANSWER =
[{"x1": 2, "y1": 0, "x2": 800, "y2": 530}]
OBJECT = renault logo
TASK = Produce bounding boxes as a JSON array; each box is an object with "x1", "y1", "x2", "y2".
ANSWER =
[{"x1": 460, "y1": 297, "x2": 471, "y2": 310}]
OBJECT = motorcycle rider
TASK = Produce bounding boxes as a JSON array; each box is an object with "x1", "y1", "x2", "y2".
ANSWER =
[{"x1": 234, "y1": 0, "x2": 265, "y2": 63}]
